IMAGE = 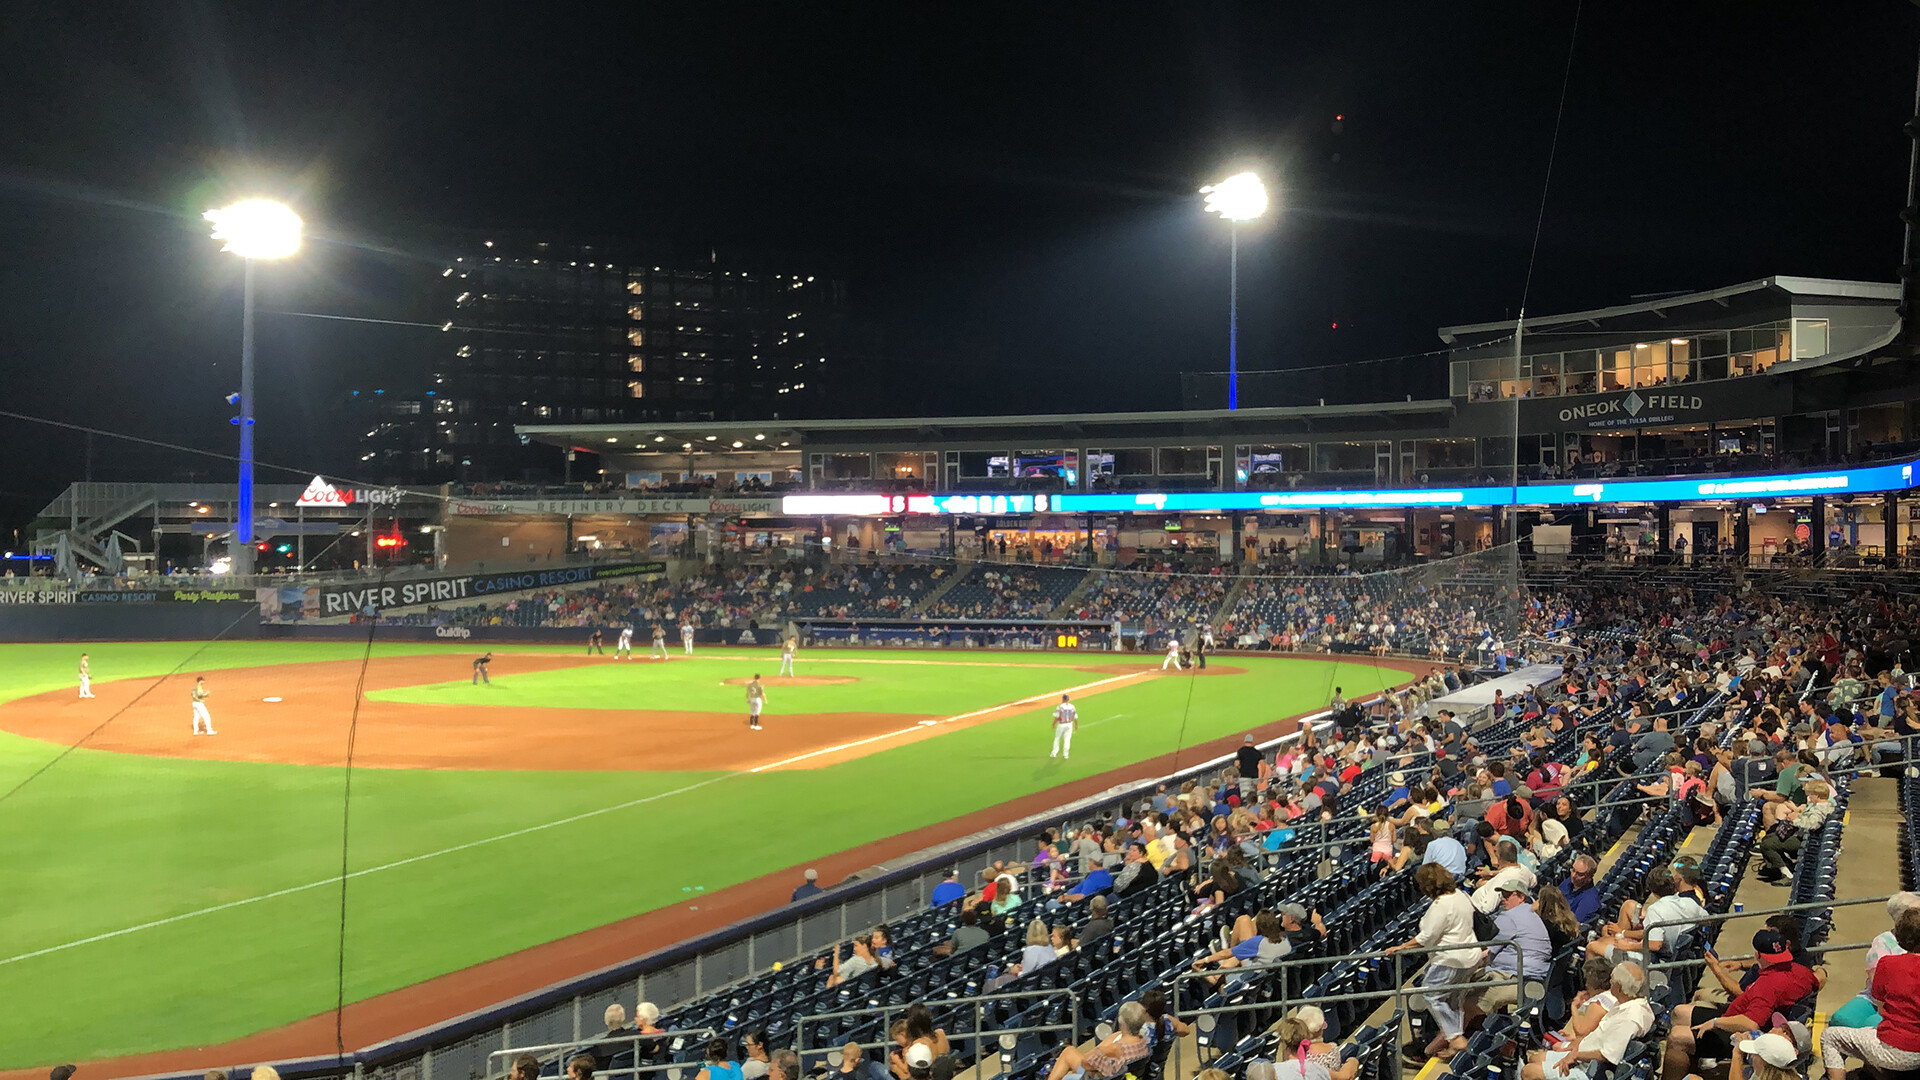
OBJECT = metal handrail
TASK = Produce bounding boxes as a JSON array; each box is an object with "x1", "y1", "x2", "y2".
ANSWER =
[
  {"x1": 1166, "y1": 938, "x2": 1534, "y2": 1080},
  {"x1": 794, "y1": 987, "x2": 1081, "y2": 1059},
  {"x1": 488, "y1": 1028, "x2": 720, "y2": 1080}
]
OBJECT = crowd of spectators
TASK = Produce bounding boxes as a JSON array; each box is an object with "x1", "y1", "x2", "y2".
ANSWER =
[
  {"x1": 231, "y1": 561, "x2": 1920, "y2": 1080},
  {"x1": 1064, "y1": 567, "x2": 1234, "y2": 637},
  {"x1": 923, "y1": 566, "x2": 1081, "y2": 620}
]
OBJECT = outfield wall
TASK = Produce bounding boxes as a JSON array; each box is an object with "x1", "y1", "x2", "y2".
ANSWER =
[
  {"x1": 0, "y1": 600, "x2": 259, "y2": 642},
  {"x1": 258, "y1": 623, "x2": 786, "y2": 645}
]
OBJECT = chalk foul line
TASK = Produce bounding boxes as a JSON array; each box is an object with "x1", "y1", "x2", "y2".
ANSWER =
[
  {"x1": 0, "y1": 773, "x2": 733, "y2": 968},
  {"x1": 746, "y1": 669, "x2": 1154, "y2": 772}
]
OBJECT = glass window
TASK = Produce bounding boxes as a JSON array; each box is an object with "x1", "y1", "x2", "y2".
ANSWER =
[
  {"x1": 958, "y1": 452, "x2": 1010, "y2": 477},
  {"x1": 1793, "y1": 319, "x2": 1831, "y2": 359},
  {"x1": 822, "y1": 454, "x2": 872, "y2": 480},
  {"x1": 1092, "y1": 448, "x2": 1155, "y2": 476},
  {"x1": 875, "y1": 452, "x2": 925, "y2": 480},
  {"x1": 1313, "y1": 442, "x2": 1378, "y2": 471},
  {"x1": 1157, "y1": 447, "x2": 1209, "y2": 475},
  {"x1": 1013, "y1": 450, "x2": 1072, "y2": 480}
]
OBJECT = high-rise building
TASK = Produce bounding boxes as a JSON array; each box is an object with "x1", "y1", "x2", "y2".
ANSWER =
[{"x1": 356, "y1": 236, "x2": 851, "y2": 480}]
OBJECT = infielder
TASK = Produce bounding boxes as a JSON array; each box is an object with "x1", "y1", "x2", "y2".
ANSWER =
[
  {"x1": 746, "y1": 674, "x2": 767, "y2": 730},
  {"x1": 78, "y1": 652, "x2": 94, "y2": 699},
  {"x1": 1049, "y1": 693, "x2": 1078, "y2": 759},
  {"x1": 778, "y1": 635, "x2": 796, "y2": 676},
  {"x1": 1162, "y1": 637, "x2": 1183, "y2": 670},
  {"x1": 190, "y1": 676, "x2": 215, "y2": 735},
  {"x1": 651, "y1": 625, "x2": 669, "y2": 659},
  {"x1": 680, "y1": 620, "x2": 695, "y2": 655},
  {"x1": 616, "y1": 625, "x2": 633, "y2": 659},
  {"x1": 472, "y1": 652, "x2": 492, "y2": 685}
]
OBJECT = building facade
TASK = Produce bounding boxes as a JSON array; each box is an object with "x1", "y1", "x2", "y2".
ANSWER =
[{"x1": 356, "y1": 236, "x2": 852, "y2": 481}]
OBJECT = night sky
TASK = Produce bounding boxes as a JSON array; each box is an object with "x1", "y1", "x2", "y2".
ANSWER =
[{"x1": 1, "y1": 3, "x2": 1916, "y2": 533}]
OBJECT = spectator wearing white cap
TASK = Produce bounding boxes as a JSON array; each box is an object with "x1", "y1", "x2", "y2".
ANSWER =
[
  {"x1": 1734, "y1": 1030, "x2": 1809, "y2": 1080},
  {"x1": 791, "y1": 869, "x2": 821, "y2": 902},
  {"x1": 1478, "y1": 882, "x2": 1554, "y2": 1015}
]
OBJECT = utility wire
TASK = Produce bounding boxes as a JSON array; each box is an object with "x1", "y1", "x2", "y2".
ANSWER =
[
  {"x1": 0, "y1": 603, "x2": 260, "y2": 806},
  {"x1": 333, "y1": 589, "x2": 385, "y2": 1061}
]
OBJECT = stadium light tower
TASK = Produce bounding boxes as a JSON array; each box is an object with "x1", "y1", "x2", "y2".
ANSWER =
[
  {"x1": 204, "y1": 199, "x2": 302, "y2": 576},
  {"x1": 1200, "y1": 172, "x2": 1270, "y2": 410}
]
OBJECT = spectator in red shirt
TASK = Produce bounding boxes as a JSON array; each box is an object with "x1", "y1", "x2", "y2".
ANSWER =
[
  {"x1": 1823, "y1": 909, "x2": 1920, "y2": 1079},
  {"x1": 1665, "y1": 930, "x2": 1819, "y2": 1080},
  {"x1": 1485, "y1": 795, "x2": 1534, "y2": 840}
]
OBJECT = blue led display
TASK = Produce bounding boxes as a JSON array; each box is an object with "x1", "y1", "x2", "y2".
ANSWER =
[{"x1": 1042, "y1": 459, "x2": 1920, "y2": 513}]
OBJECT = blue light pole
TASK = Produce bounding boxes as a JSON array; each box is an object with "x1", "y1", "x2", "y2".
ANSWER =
[
  {"x1": 1201, "y1": 173, "x2": 1269, "y2": 411},
  {"x1": 205, "y1": 200, "x2": 302, "y2": 576}
]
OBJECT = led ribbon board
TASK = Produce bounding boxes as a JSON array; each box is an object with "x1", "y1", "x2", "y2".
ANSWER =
[{"x1": 780, "y1": 460, "x2": 1920, "y2": 515}]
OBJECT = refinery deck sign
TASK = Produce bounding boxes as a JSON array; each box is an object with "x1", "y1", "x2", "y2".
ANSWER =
[{"x1": 450, "y1": 496, "x2": 780, "y2": 516}]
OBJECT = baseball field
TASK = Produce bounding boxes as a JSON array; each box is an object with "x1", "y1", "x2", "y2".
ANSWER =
[{"x1": 0, "y1": 639, "x2": 1418, "y2": 1070}]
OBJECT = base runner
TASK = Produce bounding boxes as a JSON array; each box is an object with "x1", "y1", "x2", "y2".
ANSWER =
[
  {"x1": 747, "y1": 674, "x2": 767, "y2": 730},
  {"x1": 681, "y1": 620, "x2": 695, "y2": 655},
  {"x1": 190, "y1": 676, "x2": 216, "y2": 735},
  {"x1": 778, "y1": 635, "x2": 796, "y2": 676}
]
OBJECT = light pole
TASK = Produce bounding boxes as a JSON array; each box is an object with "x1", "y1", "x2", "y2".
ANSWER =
[
  {"x1": 1200, "y1": 172, "x2": 1270, "y2": 410},
  {"x1": 204, "y1": 199, "x2": 302, "y2": 576}
]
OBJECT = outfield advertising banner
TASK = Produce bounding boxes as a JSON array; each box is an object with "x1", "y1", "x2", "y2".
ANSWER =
[
  {"x1": 0, "y1": 587, "x2": 250, "y2": 605},
  {"x1": 260, "y1": 560, "x2": 666, "y2": 621}
]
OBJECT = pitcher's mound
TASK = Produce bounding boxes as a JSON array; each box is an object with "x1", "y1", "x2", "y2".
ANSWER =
[{"x1": 721, "y1": 675, "x2": 861, "y2": 687}]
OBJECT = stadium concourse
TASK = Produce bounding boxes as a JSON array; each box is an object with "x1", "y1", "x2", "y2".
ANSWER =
[{"x1": 20, "y1": 561, "x2": 1920, "y2": 1080}]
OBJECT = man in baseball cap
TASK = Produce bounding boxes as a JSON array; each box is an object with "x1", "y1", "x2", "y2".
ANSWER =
[
  {"x1": 903, "y1": 1044, "x2": 934, "y2": 1080},
  {"x1": 1668, "y1": 929, "x2": 1817, "y2": 1077},
  {"x1": 1276, "y1": 903, "x2": 1328, "y2": 954}
]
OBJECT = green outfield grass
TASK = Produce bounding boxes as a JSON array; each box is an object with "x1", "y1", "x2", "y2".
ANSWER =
[{"x1": 0, "y1": 641, "x2": 1408, "y2": 1067}]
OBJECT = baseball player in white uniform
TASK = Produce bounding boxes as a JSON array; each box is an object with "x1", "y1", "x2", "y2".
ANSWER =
[
  {"x1": 616, "y1": 625, "x2": 633, "y2": 659},
  {"x1": 78, "y1": 653, "x2": 94, "y2": 698},
  {"x1": 778, "y1": 636, "x2": 796, "y2": 676},
  {"x1": 681, "y1": 620, "x2": 695, "y2": 655},
  {"x1": 1162, "y1": 637, "x2": 1183, "y2": 670},
  {"x1": 746, "y1": 674, "x2": 767, "y2": 730},
  {"x1": 190, "y1": 676, "x2": 215, "y2": 735},
  {"x1": 1049, "y1": 693, "x2": 1078, "y2": 759}
]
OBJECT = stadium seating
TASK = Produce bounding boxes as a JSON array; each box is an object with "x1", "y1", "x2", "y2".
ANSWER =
[{"x1": 923, "y1": 565, "x2": 1087, "y2": 620}]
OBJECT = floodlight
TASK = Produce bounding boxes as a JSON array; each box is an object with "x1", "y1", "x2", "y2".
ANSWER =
[
  {"x1": 203, "y1": 200, "x2": 303, "y2": 260},
  {"x1": 1200, "y1": 172, "x2": 1269, "y2": 223}
]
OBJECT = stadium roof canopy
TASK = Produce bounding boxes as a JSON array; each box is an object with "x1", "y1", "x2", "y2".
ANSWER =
[
  {"x1": 518, "y1": 399, "x2": 1456, "y2": 453},
  {"x1": 1439, "y1": 275, "x2": 1899, "y2": 343}
]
